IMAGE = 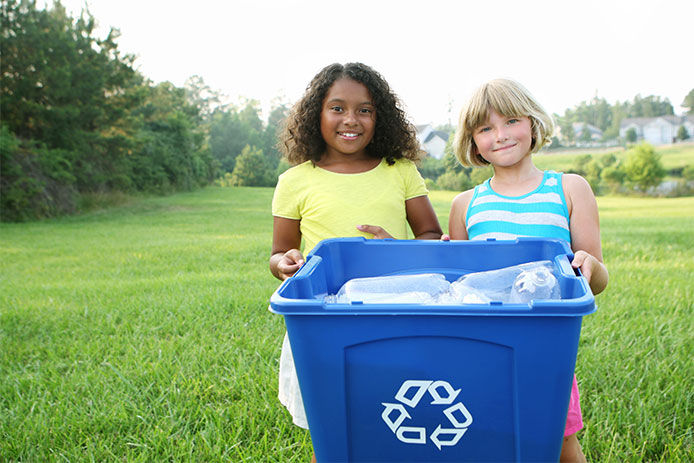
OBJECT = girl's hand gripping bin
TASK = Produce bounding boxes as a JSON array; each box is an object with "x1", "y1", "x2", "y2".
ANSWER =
[{"x1": 269, "y1": 238, "x2": 595, "y2": 462}]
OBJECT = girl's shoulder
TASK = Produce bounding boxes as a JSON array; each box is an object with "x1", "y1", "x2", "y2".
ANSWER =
[
  {"x1": 278, "y1": 160, "x2": 315, "y2": 179},
  {"x1": 390, "y1": 157, "x2": 422, "y2": 175},
  {"x1": 561, "y1": 172, "x2": 592, "y2": 193},
  {"x1": 372, "y1": 157, "x2": 415, "y2": 176},
  {"x1": 275, "y1": 161, "x2": 317, "y2": 195},
  {"x1": 451, "y1": 188, "x2": 475, "y2": 209},
  {"x1": 560, "y1": 172, "x2": 595, "y2": 215},
  {"x1": 387, "y1": 157, "x2": 416, "y2": 168}
]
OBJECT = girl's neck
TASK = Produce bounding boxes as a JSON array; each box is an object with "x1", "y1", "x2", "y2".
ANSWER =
[
  {"x1": 315, "y1": 153, "x2": 381, "y2": 174},
  {"x1": 489, "y1": 159, "x2": 543, "y2": 196}
]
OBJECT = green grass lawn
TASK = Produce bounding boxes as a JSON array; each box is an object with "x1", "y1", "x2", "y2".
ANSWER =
[{"x1": 1, "y1": 188, "x2": 692, "y2": 461}]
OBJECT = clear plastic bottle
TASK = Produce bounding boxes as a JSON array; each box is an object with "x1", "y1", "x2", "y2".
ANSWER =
[
  {"x1": 441, "y1": 260, "x2": 558, "y2": 304},
  {"x1": 330, "y1": 273, "x2": 450, "y2": 304},
  {"x1": 509, "y1": 266, "x2": 561, "y2": 303}
]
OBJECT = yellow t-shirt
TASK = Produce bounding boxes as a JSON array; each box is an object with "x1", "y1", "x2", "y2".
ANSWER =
[{"x1": 272, "y1": 158, "x2": 429, "y2": 254}]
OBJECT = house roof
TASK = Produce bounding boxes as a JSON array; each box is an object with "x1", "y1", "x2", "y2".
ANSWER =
[
  {"x1": 424, "y1": 130, "x2": 450, "y2": 143},
  {"x1": 620, "y1": 115, "x2": 691, "y2": 128},
  {"x1": 572, "y1": 122, "x2": 602, "y2": 135},
  {"x1": 620, "y1": 117, "x2": 652, "y2": 128}
]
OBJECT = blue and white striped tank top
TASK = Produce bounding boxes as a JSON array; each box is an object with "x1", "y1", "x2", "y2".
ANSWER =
[{"x1": 466, "y1": 170, "x2": 571, "y2": 243}]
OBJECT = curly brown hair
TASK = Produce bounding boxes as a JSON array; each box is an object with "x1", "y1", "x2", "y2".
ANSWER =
[{"x1": 279, "y1": 62, "x2": 421, "y2": 166}]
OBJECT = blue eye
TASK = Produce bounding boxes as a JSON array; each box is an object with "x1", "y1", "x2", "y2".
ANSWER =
[{"x1": 508, "y1": 118, "x2": 520, "y2": 124}]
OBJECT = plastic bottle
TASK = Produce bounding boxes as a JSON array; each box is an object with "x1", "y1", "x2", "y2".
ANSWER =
[
  {"x1": 509, "y1": 266, "x2": 561, "y2": 303},
  {"x1": 331, "y1": 273, "x2": 450, "y2": 304}
]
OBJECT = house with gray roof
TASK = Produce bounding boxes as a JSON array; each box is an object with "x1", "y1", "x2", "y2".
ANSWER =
[
  {"x1": 620, "y1": 115, "x2": 694, "y2": 145},
  {"x1": 415, "y1": 124, "x2": 450, "y2": 159},
  {"x1": 572, "y1": 122, "x2": 603, "y2": 142}
]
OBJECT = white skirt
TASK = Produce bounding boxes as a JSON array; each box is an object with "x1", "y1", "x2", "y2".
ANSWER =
[{"x1": 278, "y1": 332, "x2": 309, "y2": 428}]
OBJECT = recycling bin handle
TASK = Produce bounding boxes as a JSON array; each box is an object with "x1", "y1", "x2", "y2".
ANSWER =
[
  {"x1": 556, "y1": 254, "x2": 579, "y2": 277},
  {"x1": 292, "y1": 255, "x2": 322, "y2": 279}
]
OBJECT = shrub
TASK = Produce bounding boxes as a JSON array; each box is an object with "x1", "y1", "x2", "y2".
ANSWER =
[
  {"x1": 230, "y1": 145, "x2": 275, "y2": 187},
  {"x1": 1, "y1": 126, "x2": 78, "y2": 221},
  {"x1": 436, "y1": 172, "x2": 469, "y2": 191},
  {"x1": 469, "y1": 166, "x2": 494, "y2": 185},
  {"x1": 623, "y1": 143, "x2": 666, "y2": 192},
  {"x1": 601, "y1": 165, "x2": 626, "y2": 194}
]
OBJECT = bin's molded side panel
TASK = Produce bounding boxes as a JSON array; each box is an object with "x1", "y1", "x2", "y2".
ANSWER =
[
  {"x1": 345, "y1": 336, "x2": 516, "y2": 462},
  {"x1": 286, "y1": 314, "x2": 580, "y2": 462}
]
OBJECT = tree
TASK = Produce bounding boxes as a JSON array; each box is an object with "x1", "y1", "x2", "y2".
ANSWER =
[
  {"x1": 570, "y1": 97, "x2": 613, "y2": 132},
  {"x1": 1, "y1": 0, "x2": 142, "y2": 190},
  {"x1": 557, "y1": 117, "x2": 575, "y2": 145},
  {"x1": 436, "y1": 171, "x2": 472, "y2": 192},
  {"x1": 625, "y1": 127, "x2": 638, "y2": 143},
  {"x1": 676, "y1": 125, "x2": 690, "y2": 141},
  {"x1": 570, "y1": 154, "x2": 592, "y2": 176},
  {"x1": 184, "y1": 75, "x2": 223, "y2": 122},
  {"x1": 628, "y1": 95, "x2": 674, "y2": 118},
  {"x1": 579, "y1": 124, "x2": 593, "y2": 143},
  {"x1": 469, "y1": 166, "x2": 494, "y2": 185},
  {"x1": 622, "y1": 143, "x2": 665, "y2": 192},
  {"x1": 129, "y1": 81, "x2": 215, "y2": 192},
  {"x1": 230, "y1": 145, "x2": 274, "y2": 187},
  {"x1": 680, "y1": 89, "x2": 694, "y2": 115},
  {"x1": 584, "y1": 159, "x2": 602, "y2": 194},
  {"x1": 263, "y1": 101, "x2": 289, "y2": 170},
  {"x1": 600, "y1": 153, "x2": 617, "y2": 168},
  {"x1": 209, "y1": 101, "x2": 264, "y2": 174},
  {"x1": 600, "y1": 165, "x2": 625, "y2": 193},
  {"x1": 441, "y1": 137, "x2": 467, "y2": 175},
  {"x1": 418, "y1": 156, "x2": 445, "y2": 181},
  {"x1": 0, "y1": 1, "x2": 217, "y2": 220},
  {"x1": 605, "y1": 102, "x2": 628, "y2": 139}
]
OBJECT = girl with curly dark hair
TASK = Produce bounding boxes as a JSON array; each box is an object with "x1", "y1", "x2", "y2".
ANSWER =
[
  {"x1": 279, "y1": 62, "x2": 422, "y2": 166},
  {"x1": 269, "y1": 63, "x2": 442, "y2": 454}
]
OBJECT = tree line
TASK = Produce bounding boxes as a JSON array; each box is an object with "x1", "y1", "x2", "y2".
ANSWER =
[
  {"x1": 423, "y1": 141, "x2": 693, "y2": 197},
  {"x1": 1, "y1": 0, "x2": 287, "y2": 221},
  {"x1": 2, "y1": 1, "x2": 692, "y2": 222},
  {"x1": 416, "y1": 87, "x2": 694, "y2": 195},
  {"x1": 554, "y1": 92, "x2": 694, "y2": 145}
]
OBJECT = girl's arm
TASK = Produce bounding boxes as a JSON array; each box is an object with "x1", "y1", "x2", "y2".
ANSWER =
[
  {"x1": 563, "y1": 174, "x2": 609, "y2": 295},
  {"x1": 405, "y1": 195, "x2": 443, "y2": 239},
  {"x1": 270, "y1": 216, "x2": 304, "y2": 281},
  {"x1": 448, "y1": 189, "x2": 473, "y2": 240}
]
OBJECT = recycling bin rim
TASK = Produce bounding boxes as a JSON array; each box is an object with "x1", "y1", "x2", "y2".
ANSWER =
[{"x1": 269, "y1": 237, "x2": 596, "y2": 317}]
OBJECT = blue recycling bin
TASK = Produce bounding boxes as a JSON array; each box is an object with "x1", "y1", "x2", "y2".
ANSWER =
[{"x1": 269, "y1": 238, "x2": 595, "y2": 462}]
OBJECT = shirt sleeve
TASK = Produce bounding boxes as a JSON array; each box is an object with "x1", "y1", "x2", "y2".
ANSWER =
[
  {"x1": 400, "y1": 160, "x2": 429, "y2": 199},
  {"x1": 271, "y1": 169, "x2": 301, "y2": 219}
]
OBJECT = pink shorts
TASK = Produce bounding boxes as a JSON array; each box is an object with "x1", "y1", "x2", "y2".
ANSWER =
[{"x1": 564, "y1": 374, "x2": 584, "y2": 436}]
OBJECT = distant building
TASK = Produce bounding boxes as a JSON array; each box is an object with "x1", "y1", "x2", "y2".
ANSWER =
[
  {"x1": 572, "y1": 122, "x2": 603, "y2": 142},
  {"x1": 415, "y1": 124, "x2": 450, "y2": 159},
  {"x1": 620, "y1": 116, "x2": 694, "y2": 145}
]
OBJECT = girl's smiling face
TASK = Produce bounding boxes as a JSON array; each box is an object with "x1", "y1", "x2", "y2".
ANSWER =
[
  {"x1": 473, "y1": 108, "x2": 533, "y2": 167},
  {"x1": 320, "y1": 78, "x2": 376, "y2": 160}
]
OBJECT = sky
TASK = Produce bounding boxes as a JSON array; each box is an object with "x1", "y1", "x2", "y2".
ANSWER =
[{"x1": 48, "y1": 0, "x2": 693, "y2": 126}]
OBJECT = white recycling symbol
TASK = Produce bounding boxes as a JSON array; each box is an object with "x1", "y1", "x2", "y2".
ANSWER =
[{"x1": 381, "y1": 380, "x2": 473, "y2": 450}]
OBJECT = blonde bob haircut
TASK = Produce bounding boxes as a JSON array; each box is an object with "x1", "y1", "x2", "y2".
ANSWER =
[{"x1": 454, "y1": 79, "x2": 555, "y2": 167}]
